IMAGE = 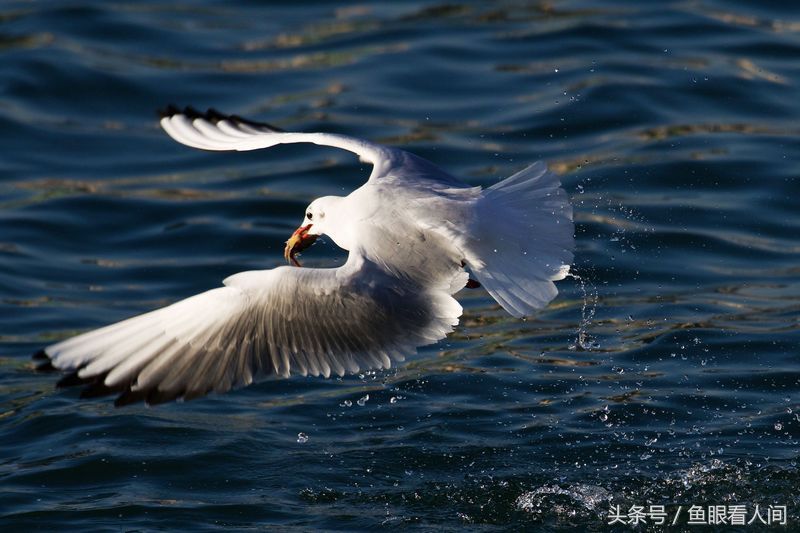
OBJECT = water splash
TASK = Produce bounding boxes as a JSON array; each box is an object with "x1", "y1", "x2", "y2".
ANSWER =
[
  {"x1": 516, "y1": 484, "x2": 613, "y2": 518},
  {"x1": 567, "y1": 269, "x2": 599, "y2": 351}
]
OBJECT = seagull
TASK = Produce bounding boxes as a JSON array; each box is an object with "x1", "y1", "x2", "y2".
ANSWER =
[{"x1": 34, "y1": 106, "x2": 574, "y2": 406}]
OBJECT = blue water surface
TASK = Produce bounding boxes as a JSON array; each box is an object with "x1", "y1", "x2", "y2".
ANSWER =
[{"x1": 1, "y1": 1, "x2": 799, "y2": 530}]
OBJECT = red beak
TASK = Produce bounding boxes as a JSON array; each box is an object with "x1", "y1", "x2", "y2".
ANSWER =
[{"x1": 284, "y1": 224, "x2": 318, "y2": 267}]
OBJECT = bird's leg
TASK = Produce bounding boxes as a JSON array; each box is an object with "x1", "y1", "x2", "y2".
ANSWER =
[{"x1": 459, "y1": 260, "x2": 481, "y2": 289}]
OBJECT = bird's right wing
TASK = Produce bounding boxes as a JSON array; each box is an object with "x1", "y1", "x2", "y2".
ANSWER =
[
  {"x1": 159, "y1": 106, "x2": 399, "y2": 180},
  {"x1": 39, "y1": 253, "x2": 463, "y2": 406}
]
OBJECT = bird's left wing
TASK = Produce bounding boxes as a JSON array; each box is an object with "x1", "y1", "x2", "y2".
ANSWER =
[
  {"x1": 159, "y1": 106, "x2": 397, "y2": 179},
  {"x1": 37, "y1": 253, "x2": 462, "y2": 406}
]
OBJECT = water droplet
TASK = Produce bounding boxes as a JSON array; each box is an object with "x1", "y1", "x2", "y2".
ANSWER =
[
  {"x1": 357, "y1": 394, "x2": 369, "y2": 407},
  {"x1": 340, "y1": 400, "x2": 352, "y2": 407},
  {"x1": 297, "y1": 432, "x2": 309, "y2": 443},
  {"x1": 774, "y1": 423, "x2": 783, "y2": 431},
  {"x1": 599, "y1": 413, "x2": 608, "y2": 422}
]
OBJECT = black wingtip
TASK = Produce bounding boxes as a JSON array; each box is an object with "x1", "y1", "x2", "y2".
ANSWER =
[
  {"x1": 114, "y1": 388, "x2": 146, "y2": 407},
  {"x1": 158, "y1": 104, "x2": 181, "y2": 119},
  {"x1": 56, "y1": 370, "x2": 93, "y2": 389},
  {"x1": 231, "y1": 114, "x2": 285, "y2": 132},
  {"x1": 32, "y1": 349, "x2": 57, "y2": 372},
  {"x1": 145, "y1": 387, "x2": 186, "y2": 406},
  {"x1": 79, "y1": 380, "x2": 118, "y2": 400},
  {"x1": 34, "y1": 360, "x2": 57, "y2": 373},
  {"x1": 31, "y1": 347, "x2": 143, "y2": 407},
  {"x1": 205, "y1": 108, "x2": 227, "y2": 124},
  {"x1": 182, "y1": 105, "x2": 204, "y2": 120},
  {"x1": 157, "y1": 105, "x2": 286, "y2": 132}
]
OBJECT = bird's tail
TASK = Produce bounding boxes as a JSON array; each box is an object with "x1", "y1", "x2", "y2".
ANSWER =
[{"x1": 463, "y1": 162, "x2": 574, "y2": 317}]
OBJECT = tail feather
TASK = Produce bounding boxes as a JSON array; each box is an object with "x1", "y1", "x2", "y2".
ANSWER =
[{"x1": 464, "y1": 162, "x2": 574, "y2": 317}]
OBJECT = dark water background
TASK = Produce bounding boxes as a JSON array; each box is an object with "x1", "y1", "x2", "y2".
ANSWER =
[{"x1": 1, "y1": 1, "x2": 799, "y2": 530}]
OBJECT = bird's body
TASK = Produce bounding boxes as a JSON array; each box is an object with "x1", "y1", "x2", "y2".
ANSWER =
[{"x1": 36, "y1": 107, "x2": 574, "y2": 406}]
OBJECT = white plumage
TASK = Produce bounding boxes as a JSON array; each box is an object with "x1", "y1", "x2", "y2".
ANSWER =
[{"x1": 36, "y1": 107, "x2": 574, "y2": 406}]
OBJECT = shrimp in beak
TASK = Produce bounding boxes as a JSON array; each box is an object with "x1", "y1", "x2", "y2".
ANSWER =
[{"x1": 284, "y1": 224, "x2": 317, "y2": 267}]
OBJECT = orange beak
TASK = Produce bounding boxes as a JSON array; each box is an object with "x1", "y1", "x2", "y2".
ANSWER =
[{"x1": 284, "y1": 224, "x2": 318, "y2": 267}]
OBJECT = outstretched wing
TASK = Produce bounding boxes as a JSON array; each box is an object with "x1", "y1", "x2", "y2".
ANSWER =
[
  {"x1": 159, "y1": 106, "x2": 399, "y2": 179},
  {"x1": 38, "y1": 253, "x2": 463, "y2": 406}
]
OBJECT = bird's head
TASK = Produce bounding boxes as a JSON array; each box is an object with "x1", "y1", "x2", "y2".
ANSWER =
[{"x1": 284, "y1": 196, "x2": 342, "y2": 266}]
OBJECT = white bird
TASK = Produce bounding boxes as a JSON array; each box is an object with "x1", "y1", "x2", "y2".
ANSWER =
[{"x1": 34, "y1": 106, "x2": 574, "y2": 406}]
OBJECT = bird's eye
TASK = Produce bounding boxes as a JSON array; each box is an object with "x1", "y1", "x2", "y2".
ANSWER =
[{"x1": 306, "y1": 212, "x2": 313, "y2": 220}]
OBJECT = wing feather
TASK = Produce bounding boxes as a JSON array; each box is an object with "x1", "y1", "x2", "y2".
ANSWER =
[
  {"x1": 159, "y1": 107, "x2": 393, "y2": 173},
  {"x1": 41, "y1": 253, "x2": 463, "y2": 405}
]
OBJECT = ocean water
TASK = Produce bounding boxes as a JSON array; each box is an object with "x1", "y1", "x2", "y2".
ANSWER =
[{"x1": 1, "y1": 1, "x2": 799, "y2": 530}]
